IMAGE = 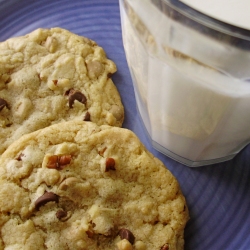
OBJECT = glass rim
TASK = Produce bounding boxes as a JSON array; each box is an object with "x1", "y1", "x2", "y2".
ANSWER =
[{"x1": 155, "y1": 0, "x2": 250, "y2": 41}]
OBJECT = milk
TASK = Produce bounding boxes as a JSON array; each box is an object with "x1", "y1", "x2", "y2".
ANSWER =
[
  {"x1": 180, "y1": 0, "x2": 250, "y2": 30},
  {"x1": 119, "y1": 0, "x2": 250, "y2": 166}
]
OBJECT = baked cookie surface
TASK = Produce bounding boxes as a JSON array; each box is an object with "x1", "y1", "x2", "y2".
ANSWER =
[
  {"x1": 0, "y1": 121, "x2": 188, "y2": 250},
  {"x1": 0, "y1": 27, "x2": 124, "y2": 155}
]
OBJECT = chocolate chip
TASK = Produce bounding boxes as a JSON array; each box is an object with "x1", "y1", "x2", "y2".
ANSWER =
[
  {"x1": 105, "y1": 158, "x2": 116, "y2": 172},
  {"x1": 0, "y1": 98, "x2": 8, "y2": 111},
  {"x1": 86, "y1": 230, "x2": 94, "y2": 238},
  {"x1": 35, "y1": 192, "x2": 59, "y2": 210},
  {"x1": 46, "y1": 154, "x2": 71, "y2": 170},
  {"x1": 118, "y1": 228, "x2": 135, "y2": 245},
  {"x1": 83, "y1": 111, "x2": 91, "y2": 121},
  {"x1": 107, "y1": 72, "x2": 113, "y2": 78},
  {"x1": 16, "y1": 153, "x2": 24, "y2": 161},
  {"x1": 56, "y1": 210, "x2": 67, "y2": 220},
  {"x1": 161, "y1": 244, "x2": 169, "y2": 250},
  {"x1": 68, "y1": 89, "x2": 87, "y2": 108},
  {"x1": 52, "y1": 79, "x2": 58, "y2": 85}
]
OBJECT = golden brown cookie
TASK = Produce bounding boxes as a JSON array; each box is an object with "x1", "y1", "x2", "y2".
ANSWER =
[
  {"x1": 0, "y1": 27, "x2": 124, "y2": 155},
  {"x1": 0, "y1": 121, "x2": 188, "y2": 250}
]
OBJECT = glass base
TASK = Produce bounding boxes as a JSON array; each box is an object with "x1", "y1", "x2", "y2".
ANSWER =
[{"x1": 151, "y1": 140, "x2": 236, "y2": 167}]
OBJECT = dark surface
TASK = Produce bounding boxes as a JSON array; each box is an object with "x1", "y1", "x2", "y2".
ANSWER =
[{"x1": 0, "y1": 1, "x2": 250, "y2": 249}]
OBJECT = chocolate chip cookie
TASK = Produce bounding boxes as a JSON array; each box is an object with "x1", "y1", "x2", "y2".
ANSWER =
[
  {"x1": 0, "y1": 27, "x2": 124, "y2": 155},
  {"x1": 0, "y1": 121, "x2": 189, "y2": 250}
]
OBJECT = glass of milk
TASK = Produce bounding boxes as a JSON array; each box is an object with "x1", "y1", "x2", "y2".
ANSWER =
[{"x1": 119, "y1": 0, "x2": 250, "y2": 166}]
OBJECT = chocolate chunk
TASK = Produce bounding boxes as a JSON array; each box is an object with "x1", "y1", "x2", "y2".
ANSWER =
[
  {"x1": 161, "y1": 244, "x2": 169, "y2": 250},
  {"x1": 83, "y1": 111, "x2": 91, "y2": 121},
  {"x1": 46, "y1": 154, "x2": 71, "y2": 170},
  {"x1": 0, "y1": 98, "x2": 8, "y2": 111},
  {"x1": 68, "y1": 89, "x2": 87, "y2": 108},
  {"x1": 118, "y1": 228, "x2": 135, "y2": 245},
  {"x1": 56, "y1": 210, "x2": 67, "y2": 220},
  {"x1": 35, "y1": 192, "x2": 59, "y2": 210},
  {"x1": 105, "y1": 157, "x2": 116, "y2": 172}
]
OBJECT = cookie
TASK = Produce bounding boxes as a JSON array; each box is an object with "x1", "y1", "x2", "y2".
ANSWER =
[
  {"x1": 0, "y1": 27, "x2": 124, "y2": 155},
  {"x1": 0, "y1": 121, "x2": 189, "y2": 250}
]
